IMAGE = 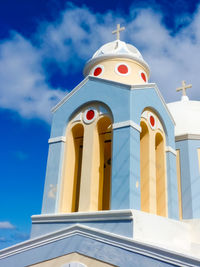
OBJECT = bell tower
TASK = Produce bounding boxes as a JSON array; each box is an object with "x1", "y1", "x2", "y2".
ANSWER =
[{"x1": 40, "y1": 25, "x2": 178, "y2": 220}]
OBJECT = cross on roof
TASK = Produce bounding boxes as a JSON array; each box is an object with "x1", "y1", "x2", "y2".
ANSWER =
[
  {"x1": 112, "y1": 24, "x2": 125, "y2": 40},
  {"x1": 176, "y1": 80, "x2": 192, "y2": 97}
]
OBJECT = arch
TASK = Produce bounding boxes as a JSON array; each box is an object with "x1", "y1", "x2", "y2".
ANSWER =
[
  {"x1": 140, "y1": 120, "x2": 150, "y2": 212},
  {"x1": 139, "y1": 106, "x2": 169, "y2": 145},
  {"x1": 59, "y1": 102, "x2": 113, "y2": 213},
  {"x1": 60, "y1": 123, "x2": 84, "y2": 213},
  {"x1": 140, "y1": 109, "x2": 167, "y2": 217},
  {"x1": 67, "y1": 101, "x2": 114, "y2": 126},
  {"x1": 97, "y1": 116, "x2": 112, "y2": 210},
  {"x1": 155, "y1": 132, "x2": 167, "y2": 216}
]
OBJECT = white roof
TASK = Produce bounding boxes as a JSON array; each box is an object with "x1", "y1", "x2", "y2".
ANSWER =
[
  {"x1": 84, "y1": 40, "x2": 150, "y2": 76},
  {"x1": 167, "y1": 97, "x2": 200, "y2": 137}
]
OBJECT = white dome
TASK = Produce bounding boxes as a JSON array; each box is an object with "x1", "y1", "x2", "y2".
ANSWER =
[
  {"x1": 167, "y1": 98, "x2": 200, "y2": 137},
  {"x1": 84, "y1": 40, "x2": 149, "y2": 76}
]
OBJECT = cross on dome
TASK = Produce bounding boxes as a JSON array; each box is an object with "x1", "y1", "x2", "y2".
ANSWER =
[
  {"x1": 112, "y1": 24, "x2": 125, "y2": 40},
  {"x1": 176, "y1": 80, "x2": 192, "y2": 100}
]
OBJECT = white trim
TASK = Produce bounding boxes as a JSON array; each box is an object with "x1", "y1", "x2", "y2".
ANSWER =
[
  {"x1": 165, "y1": 146, "x2": 177, "y2": 156},
  {"x1": 113, "y1": 120, "x2": 141, "y2": 132},
  {"x1": 61, "y1": 263, "x2": 86, "y2": 267},
  {"x1": 48, "y1": 136, "x2": 66, "y2": 144},
  {"x1": 141, "y1": 110, "x2": 148, "y2": 120},
  {"x1": 32, "y1": 209, "x2": 133, "y2": 224},
  {"x1": 175, "y1": 134, "x2": 200, "y2": 141},
  {"x1": 0, "y1": 223, "x2": 199, "y2": 266},
  {"x1": 52, "y1": 76, "x2": 90, "y2": 113},
  {"x1": 72, "y1": 113, "x2": 82, "y2": 123},
  {"x1": 83, "y1": 107, "x2": 98, "y2": 124}
]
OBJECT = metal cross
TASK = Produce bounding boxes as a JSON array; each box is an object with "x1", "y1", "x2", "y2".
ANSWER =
[
  {"x1": 112, "y1": 24, "x2": 125, "y2": 40},
  {"x1": 176, "y1": 80, "x2": 192, "y2": 96}
]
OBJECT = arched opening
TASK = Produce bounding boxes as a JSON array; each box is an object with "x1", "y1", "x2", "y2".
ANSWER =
[
  {"x1": 140, "y1": 120, "x2": 150, "y2": 212},
  {"x1": 60, "y1": 103, "x2": 114, "y2": 213},
  {"x1": 97, "y1": 116, "x2": 112, "y2": 210},
  {"x1": 60, "y1": 123, "x2": 84, "y2": 213},
  {"x1": 155, "y1": 132, "x2": 166, "y2": 216}
]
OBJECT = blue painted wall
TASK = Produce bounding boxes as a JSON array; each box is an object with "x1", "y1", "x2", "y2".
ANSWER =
[
  {"x1": 176, "y1": 139, "x2": 200, "y2": 219},
  {"x1": 31, "y1": 219, "x2": 133, "y2": 239},
  {"x1": 42, "y1": 77, "x2": 178, "y2": 219}
]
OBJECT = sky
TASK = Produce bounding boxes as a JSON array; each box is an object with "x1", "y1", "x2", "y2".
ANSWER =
[{"x1": 0, "y1": 0, "x2": 200, "y2": 249}]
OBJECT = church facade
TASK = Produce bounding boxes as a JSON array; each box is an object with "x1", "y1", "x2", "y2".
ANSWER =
[{"x1": 1, "y1": 25, "x2": 200, "y2": 266}]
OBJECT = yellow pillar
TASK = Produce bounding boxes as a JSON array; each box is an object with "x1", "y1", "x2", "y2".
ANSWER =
[
  {"x1": 155, "y1": 133, "x2": 167, "y2": 217},
  {"x1": 78, "y1": 122, "x2": 100, "y2": 211},
  {"x1": 149, "y1": 129, "x2": 157, "y2": 214},
  {"x1": 140, "y1": 122, "x2": 150, "y2": 212},
  {"x1": 60, "y1": 124, "x2": 83, "y2": 213}
]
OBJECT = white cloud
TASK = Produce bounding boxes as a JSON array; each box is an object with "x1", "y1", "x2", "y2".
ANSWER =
[
  {"x1": 0, "y1": 221, "x2": 15, "y2": 229},
  {"x1": 0, "y1": 5, "x2": 200, "y2": 122},
  {"x1": 39, "y1": 6, "x2": 117, "y2": 72},
  {"x1": 126, "y1": 7, "x2": 200, "y2": 102},
  {"x1": 0, "y1": 33, "x2": 65, "y2": 122},
  {"x1": 38, "y1": 5, "x2": 200, "y2": 102}
]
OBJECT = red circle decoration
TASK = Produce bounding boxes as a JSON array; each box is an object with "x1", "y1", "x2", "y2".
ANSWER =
[
  {"x1": 94, "y1": 67, "x2": 102, "y2": 76},
  {"x1": 150, "y1": 115, "x2": 155, "y2": 127},
  {"x1": 141, "y1": 72, "x2": 146, "y2": 82},
  {"x1": 117, "y1": 64, "x2": 128, "y2": 74},
  {"x1": 86, "y1": 109, "x2": 95, "y2": 120}
]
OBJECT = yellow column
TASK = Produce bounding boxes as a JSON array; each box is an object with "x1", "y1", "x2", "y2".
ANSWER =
[
  {"x1": 78, "y1": 122, "x2": 100, "y2": 211},
  {"x1": 59, "y1": 124, "x2": 83, "y2": 213},
  {"x1": 140, "y1": 122, "x2": 150, "y2": 212},
  {"x1": 155, "y1": 133, "x2": 167, "y2": 217},
  {"x1": 149, "y1": 129, "x2": 157, "y2": 214}
]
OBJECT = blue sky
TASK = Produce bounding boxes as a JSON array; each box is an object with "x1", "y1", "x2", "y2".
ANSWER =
[{"x1": 0, "y1": 0, "x2": 200, "y2": 249}]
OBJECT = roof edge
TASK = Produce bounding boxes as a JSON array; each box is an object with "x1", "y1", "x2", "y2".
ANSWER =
[{"x1": 0, "y1": 222, "x2": 199, "y2": 266}]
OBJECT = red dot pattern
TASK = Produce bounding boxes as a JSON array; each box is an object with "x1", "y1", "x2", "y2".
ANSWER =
[
  {"x1": 86, "y1": 110, "x2": 95, "y2": 120},
  {"x1": 150, "y1": 115, "x2": 155, "y2": 127},
  {"x1": 141, "y1": 72, "x2": 146, "y2": 82},
  {"x1": 117, "y1": 64, "x2": 128, "y2": 74},
  {"x1": 94, "y1": 67, "x2": 102, "y2": 76}
]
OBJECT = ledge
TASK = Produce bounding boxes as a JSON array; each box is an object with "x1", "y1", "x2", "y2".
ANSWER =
[
  {"x1": 31, "y1": 209, "x2": 133, "y2": 224},
  {"x1": 175, "y1": 134, "x2": 200, "y2": 141}
]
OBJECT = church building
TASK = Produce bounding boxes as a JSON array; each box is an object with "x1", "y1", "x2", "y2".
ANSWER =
[{"x1": 0, "y1": 24, "x2": 200, "y2": 266}]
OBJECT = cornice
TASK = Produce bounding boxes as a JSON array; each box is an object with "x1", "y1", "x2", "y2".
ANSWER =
[
  {"x1": 31, "y1": 209, "x2": 133, "y2": 223},
  {"x1": 0, "y1": 223, "x2": 199, "y2": 266},
  {"x1": 175, "y1": 134, "x2": 200, "y2": 141}
]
